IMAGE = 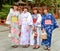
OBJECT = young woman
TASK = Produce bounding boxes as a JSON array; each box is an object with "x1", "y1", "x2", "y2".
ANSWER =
[
  {"x1": 41, "y1": 6, "x2": 59, "y2": 51},
  {"x1": 18, "y1": 4, "x2": 23, "y2": 45},
  {"x1": 6, "y1": 3, "x2": 20, "y2": 48},
  {"x1": 31, "y1": 7, "x2": 42, "y2": 49},
  {"x1": 19, "y1": 6, "x2": 33, "y2": 48}
]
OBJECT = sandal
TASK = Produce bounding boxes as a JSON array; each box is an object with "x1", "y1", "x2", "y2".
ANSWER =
[
  {"x1": 12, "y1": 45, "x2": 18, "y2": 48},
  {"x1": 48, "y1": 47, "x2": 51, "y2": 51},
  {"x1": 35, "y1": 46, "x2": 40, "y2": 49},
  {"x1": 25, "y1": 45, "x2": 30, "y2": 48},
  {"x1": 23, "y1": 45, "x2": 29, "y2": 48},
  {"x1": 43, "y1": 46, "x2": 48, "y2": 50}
]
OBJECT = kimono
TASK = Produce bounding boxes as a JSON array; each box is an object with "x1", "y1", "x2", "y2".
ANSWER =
[
  {"x1": 41, "y1": 13, "x2": 58, "y2": 47},
  {"x1": 6, "y1": 8, "x2": 20, "y2": 46},
  {"x1": 19, "y1": 12, "x2": 33, "y2": 45},
  {"x1": 30, "y1": 14, "x2": 42, "y2": 45}
]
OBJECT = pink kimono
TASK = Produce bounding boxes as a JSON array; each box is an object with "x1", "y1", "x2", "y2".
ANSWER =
[
  {"x1": 19, "y1": 12, "x2": 33, "y2": 45},
  {"x1": 6, "y1": 8, "x2": 20, "y2": 46}
]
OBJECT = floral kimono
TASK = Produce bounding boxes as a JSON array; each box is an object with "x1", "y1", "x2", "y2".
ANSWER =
[
  {"x1": 30, "y1": 14, "x2": 42, "y2": 45},
  {"x1": 6, "y1": 8, "x2": 20, "y2": 46},
  {"x1": 19, "y1": 12, "x2": 33, "y2": 45},
  {"x1": 41, "y1": 13, "x2": 58, "y2": 47}
]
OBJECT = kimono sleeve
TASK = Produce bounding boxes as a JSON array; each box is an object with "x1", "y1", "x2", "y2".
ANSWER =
[
  {"x1": 27, "y1": 13, "x2": 33, "y2": 26},
  {"x1": 51, "y1": 14, "x2": 58, "y2": 29},
  {"x1": 5, "y1": 8, "x2": 12, "y2": 24},
  {"x1": 19, "y1": 14, "x2": 22, "y2": 25}
]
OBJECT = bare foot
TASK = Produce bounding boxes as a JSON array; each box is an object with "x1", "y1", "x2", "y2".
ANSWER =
[
  {"x1": 35, "y1": 45, "x2": 40, "y2": 49},
  {"x1": 23, "y1": 45, "x2": 29, "y2": 48},
  {"x1": 33, "y1": 45, "x2": 36, "y2": 49},
  {"x1": 25, "y1": 45, "x2": 30, "y2": 48}
]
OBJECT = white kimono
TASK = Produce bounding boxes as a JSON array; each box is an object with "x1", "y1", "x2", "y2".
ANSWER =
[
  {"x1": 19, "y1": 12, "x2": 33, "y2": 45},
  {"x1": 30, "y1": 14, "x2": 42, "y2": 45}
]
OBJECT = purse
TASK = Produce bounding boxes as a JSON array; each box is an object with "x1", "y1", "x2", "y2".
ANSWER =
[
  {"x1": 40, "y1": 30, "x2": 47, "y2": 39},
  {"x1": 8, "y1": 33, "x2": 12, "y2": 38}
]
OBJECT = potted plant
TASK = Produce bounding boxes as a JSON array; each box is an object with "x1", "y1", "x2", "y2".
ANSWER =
[{"x1": 0, "y1": 13, "x2": 7, "y2": 24}]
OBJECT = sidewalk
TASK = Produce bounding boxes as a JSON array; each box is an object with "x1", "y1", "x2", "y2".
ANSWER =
[{"x1": 0, "y1": 19, "x2": 60, "y2": 51}]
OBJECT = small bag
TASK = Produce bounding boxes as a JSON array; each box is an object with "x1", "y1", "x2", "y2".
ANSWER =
[
  {"x1": 8, "y1": 33, "x2": 12, "y2": 38},
  {"x1": 40, "y1": 30, "x2": 47, "y2": 39},
  {"x1": 5, "y1": 21, "x2": 11, "y2": 24},
  {"x1": 8, "y1": 29, "x2": 11, "y2": 38}
]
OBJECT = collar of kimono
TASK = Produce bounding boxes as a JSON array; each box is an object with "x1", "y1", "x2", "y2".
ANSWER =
[{"x1": 23, "y1": 11, "x2": 28, "y2": 14}]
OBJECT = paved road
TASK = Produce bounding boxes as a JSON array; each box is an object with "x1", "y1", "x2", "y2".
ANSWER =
[{"x1": 0, "y1": 19, "x2": 60, "y2": 51}]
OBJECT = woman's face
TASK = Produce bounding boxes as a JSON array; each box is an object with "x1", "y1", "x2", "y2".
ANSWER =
[
  {"x1": 18, "y1": 6, "x2": 22, "y2": 10},
  {"x1": 13, "y1": 6, "x2": 18, "y2": 10},
  {"x1": 33, "y1": 10, "x2": 37, "y2": 14},
  {"x1": 24, "y1": 8, "x2": 28, "y2": 13},
  {"x1": 44, "y1": 9, "x2": 48, "y2": 14}
]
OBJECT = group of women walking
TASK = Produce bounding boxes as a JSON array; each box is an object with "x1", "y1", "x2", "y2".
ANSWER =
[{"x1": 6, "y1": 3, "x2": 59, "y2": 51}]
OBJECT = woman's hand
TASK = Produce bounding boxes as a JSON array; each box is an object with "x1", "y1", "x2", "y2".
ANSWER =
[
  {"x1": 32, "y1": 27, "x2": 37, "y2": 31},
  {"x1": 34, "y1": 32, "x2": 37, "y2": 38}
]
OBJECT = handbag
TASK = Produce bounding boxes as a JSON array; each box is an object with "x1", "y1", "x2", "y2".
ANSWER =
[
  {"x1": 40, "y1": 30, "x2": 47, "y2": 39},
  {"x1": 8, "y1": 33, "x2": 12, "y2": 38},
  {"x1": 5, "y1": 20, "x2": 11, "y2": 24}
]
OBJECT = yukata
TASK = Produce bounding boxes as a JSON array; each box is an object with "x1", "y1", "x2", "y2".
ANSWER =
[
  {"x1": 30, "y1": 14, "x2": 42, "y2": 45},
  {"x1": 41, "y1": 13, "x2": 58, "y2": 47},
  {"x1": 6, "y1": 8, "x2": 20, "y2": 46},
  {"x1": 19, "y1": 12, "x2": 33, "y2": 45}
]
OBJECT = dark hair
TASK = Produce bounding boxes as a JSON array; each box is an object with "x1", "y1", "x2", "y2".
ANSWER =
[
  {"x1": 32, "y1": 7, "x2": 38, "y2": 14},
  {"x1": 32, "y1": 7, "x2": 38, "y2": 10},
  {"x1": 42, "y1": 6, "x2": 49, "y2": 12},
  {"x1": 23, "y1": 6, "x2": 28, "y2": 10},
  {"x1": 38, "y1": 7, "x2": 43, "y2": 10}
]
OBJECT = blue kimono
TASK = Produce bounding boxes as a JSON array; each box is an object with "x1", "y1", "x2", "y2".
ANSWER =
[{"x1": 41, "y1": 13, "x2": 58, "y2": 47}]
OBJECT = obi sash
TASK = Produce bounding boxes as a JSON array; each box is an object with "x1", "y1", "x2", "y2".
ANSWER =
[
  {"x1": 11, "y1": 16, "x2": 18, "y2": 23},
  {"x1": 33, "y1": 18, "x2": 37, "y2": 24},
  {"x1": 44, "y1": 19, "x2": 52, "y2": 25}
]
